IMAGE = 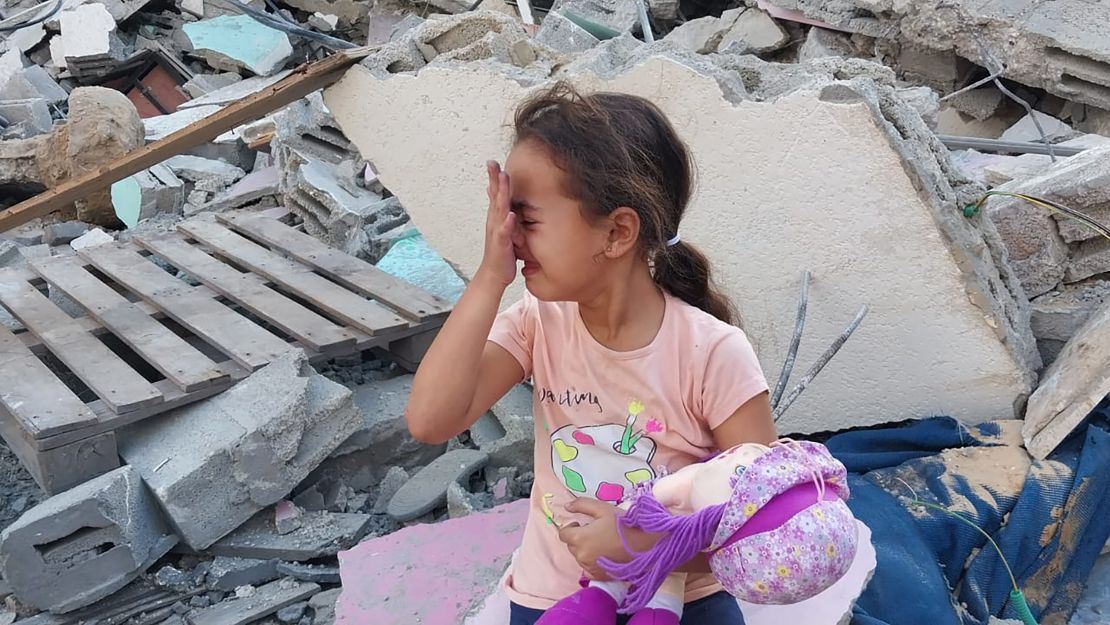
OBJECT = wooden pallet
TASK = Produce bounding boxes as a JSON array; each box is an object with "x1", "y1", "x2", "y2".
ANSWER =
[{"x1": 0, "y1": 213, "x2": 452, "y2": 495}]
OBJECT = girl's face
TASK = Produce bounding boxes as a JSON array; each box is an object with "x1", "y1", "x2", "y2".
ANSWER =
[{"x1": 504, "y1": 139, "x2": 614, "y2": 302}]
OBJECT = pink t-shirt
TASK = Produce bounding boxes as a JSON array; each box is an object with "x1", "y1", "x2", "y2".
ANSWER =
[{"x1": 488, "y1": 290, "x2": 770, "y2": 610}]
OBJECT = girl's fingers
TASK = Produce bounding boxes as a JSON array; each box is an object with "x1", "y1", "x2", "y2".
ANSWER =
[
  {"x1": 498, "y1": 171, "x2": 512, "y2": 216},
  {"x1": 486, "y1": 161, "x2": 499, "y2": 202}
]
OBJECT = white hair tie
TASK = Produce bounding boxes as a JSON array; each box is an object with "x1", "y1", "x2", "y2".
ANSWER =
[{"x1": 666, "y1": 232, "x2": 681, "y2": 247}]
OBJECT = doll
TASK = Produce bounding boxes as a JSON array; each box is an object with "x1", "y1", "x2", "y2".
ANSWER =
[{"x1": 537, "y1": 439, "x2": 858, "y2": 625}]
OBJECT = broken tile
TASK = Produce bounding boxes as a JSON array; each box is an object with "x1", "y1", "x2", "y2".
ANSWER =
[
  {"x1": 183, "y1": 16, "x2": 293, "y2": 76},
  {"x1": 336, "y1": 500, "x2": 528, "y2": 624},
  {"x1": 118, "y1": 352, "x2": 362, "y2": 550},
  {"x1": 58, "y1": 4, "x2": 116, "y2": 62},
  {"x1": 387, "y1": 449, "x2": 489, "y2": 522},
  {"x1": 1024, "y1": 298, "x2": 1110, "y2": 459},
  {"x1": 207, "y1": 509, "x2": 373, "y2": 561},
  {"x1": 0, "y1": 466, "x2": 178, "y2": 613},
  {"x1": 375, "y1": 232, "x2": 466, "y2": 303},
  {"x1": 111, "y1": 164, "x2": 186, "y2": 228},
  {"x1": 186, "y1": 579, "x2": 318, "y2": 625}
]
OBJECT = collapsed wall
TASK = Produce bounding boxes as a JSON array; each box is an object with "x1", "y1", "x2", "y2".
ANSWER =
[{"x1": 323, "y1": 15, "x2": 1040, "y2": 433}]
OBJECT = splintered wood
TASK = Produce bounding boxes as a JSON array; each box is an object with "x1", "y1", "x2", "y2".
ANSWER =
[{"x1": 0, "y1": 214, "x2": 452, "y2": 494}]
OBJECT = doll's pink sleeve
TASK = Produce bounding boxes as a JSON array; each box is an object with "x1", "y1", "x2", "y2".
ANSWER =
[{"x1": 650, "y1": 465, "x2": 699, "y2": 514}]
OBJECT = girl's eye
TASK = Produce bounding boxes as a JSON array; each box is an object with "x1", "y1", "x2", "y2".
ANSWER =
[{"x1": 520, "y1": 220, "x2": 537, "y2": 227}]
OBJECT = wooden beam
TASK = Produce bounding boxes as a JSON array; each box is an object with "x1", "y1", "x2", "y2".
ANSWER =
[{"x1": 0, "y1": 47, "x2": 374, "y2": 233}]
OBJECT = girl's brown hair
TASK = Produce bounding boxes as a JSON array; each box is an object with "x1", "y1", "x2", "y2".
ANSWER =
[{"x1": 513, "y1": 82, "x2": 738, "y2": 325}]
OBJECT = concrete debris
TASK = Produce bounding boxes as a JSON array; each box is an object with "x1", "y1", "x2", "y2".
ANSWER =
[
  {"x1": 143, "y1": 106, "x2": 247, "y2": 167},
  {"x1": 0, "y1": 466, "x2": 177, "y2": 614},
  {"x1": 180, "y1": 72, "x2": 294, "y2": 111},
  {"x1": 484, "y1": 384, "x2": 536, "y2": 470},
  {"x1": 182, "y1": 73, "x2": 243, "y2": 99},
  {"x1": 718, "y1": 8, "x2": 790, "y2": 56},
  {"x1": 387, "y1": 448, "x2": 489, "y2": 522},
  {"x1": 274, "y1": 601, "x2": 308, "y2": 623},
  {"x1": 274, "y1": 561, "x2": 340, "y2": 584},
  {"x1": 662, "y1": 9, "x2": 741, "y2": 55},
  {"x1": 372, "y1": 466, "x2": 409, "y2": 514},
  {"x1": 535, "y1": 12, "x2": 600, "y2": 55},
  {"x1": 1024, "y1": 297, "x2": 1110, "y2": 459},
  {"x1": 197, "y1": 167, "x2": 281, "y2": 215},
  {"x1": 206, "y1": 557, "x2": 280, "y2": 592},
  {"x1": 553, "y1": 0, "x2": 639, "y2": 35},
  {"x1": 326, "y1": 46, "x2": 1040, "y2": 432},
  {"x1": 1, "y1": 64, "x2": 66, "y2": 104},
  {"x1": 274, "y1": 501, "x2": 304, "y2": 535},
  {"x1": 375, "y1": 231, "x2": 467, "y2": 303},
  {"x1": 69, "y1": 227, "x2": 115, "y2": 251},
  {"x1": 989, "y1": 144, "x2": 1110, "y2": 297},
  {"x1": 186, "y1": 579, "x2": 319, "y2": 625},
  {"x1": 999, "y1": 111, "x2": 1078, "y2": 144},
  {"x1": 183, "y1": 16, "x2": 294, "y2": 77},
  {"x1": 946, "y1": 88, "x2": 1004, "y2": 122},
  {"x1": 308, "y1": 13, "x2": 339, "y2": 33},
  {"x1": 982, "y1": 134, "x2": 1110, "y2": 187},
  {"x1": 111, "y1": 164, "x2": 186, "y2": 229},
  {"x1": 307, "y1": 589, "x2": 339, "y2": 625},
  {"x1": 42, "y1": 221, "x2": 89, "y2": 245},
  {"x1": 0, "y1": 98, "x2": 51, "y2": 139},
  {"x1": 798, "y1": 26, "x2": 858, "y2": 62},
  {"x1": 57, "y1": 4, "x2": 121, "y2": 69},
  {"x1": 164, "y1": 155, "x2": 246, "y2": 186},
  {"x1": 118, "y1": 352, "x2": 362, "y2": 550},
  {"x1": 446, "y1": 481, "x2": 487, "y2": 519},
  {"x1": 895, "y1": 85, "x2": 939, "y2": 130},
  {"x1": 1031, "y1": 279, "x2": 1110, "y2": 365},
  {"x1": 207, "y1": 508, "x2": 372, "y2": 562}
]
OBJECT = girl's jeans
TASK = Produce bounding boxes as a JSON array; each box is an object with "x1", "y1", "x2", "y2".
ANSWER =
[{"x1": 508, "y1": 591, "x2": 745, "y2": 625}]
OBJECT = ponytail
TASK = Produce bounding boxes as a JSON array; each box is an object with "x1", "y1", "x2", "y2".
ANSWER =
[{"x1": 653, "y1": 241, "x2": 739, "y2": 326}]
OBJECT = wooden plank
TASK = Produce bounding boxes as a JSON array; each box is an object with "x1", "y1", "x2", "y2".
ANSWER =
[
  {"x1": 78, "y1": 243, "x2": 294, "y2": 371},
  {"x1": 29, "y1": 255, "x2": 229, "y2": 393},
  {"x1": 0, "y1": 47, "x2": 373, "y2": 233},
  {"x1": 219, "y1": 212, "x2": 452, "y2": 323},
  {"x1": 0, "y1": 322, "x2": 99, "y2": 439},
  {"x1": 33, "y1": 363, "x2": 242, "y2": 451},
  {"x1": 0, "y1": 269, "x2": 164, "y2": 414},
  {"x1": 135, "y1": 233, "x2": 358, "y2": 352},
  {"x1": 179, "y1": 220, "x2": 409, "y2": 336}
]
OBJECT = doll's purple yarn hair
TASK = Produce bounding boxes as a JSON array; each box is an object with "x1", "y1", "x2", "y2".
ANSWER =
[{"x1": 598, "y1": 482, "x2": 726, "y2": 614}]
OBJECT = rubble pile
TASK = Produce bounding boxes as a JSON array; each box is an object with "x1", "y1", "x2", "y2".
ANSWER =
[{"x1": 1, "y1": 0, "x2": 1110, "y2": 621}]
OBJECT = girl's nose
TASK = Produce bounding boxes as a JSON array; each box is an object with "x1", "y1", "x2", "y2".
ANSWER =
[{"x1": 510, "y1": 220, "x2": 526, "y2": 247}]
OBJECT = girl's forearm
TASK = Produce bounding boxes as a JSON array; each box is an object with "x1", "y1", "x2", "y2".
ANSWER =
[{"x1": 405, "y1": 272, "x2": 506, "y2": 443}]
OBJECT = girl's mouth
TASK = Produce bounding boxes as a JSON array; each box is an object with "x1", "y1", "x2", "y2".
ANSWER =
[{"x1": 522, "y1": 261, "x2": 540, "y2": 277}]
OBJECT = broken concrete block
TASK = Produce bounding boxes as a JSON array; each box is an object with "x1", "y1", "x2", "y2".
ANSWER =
[
  {"x1": 662, "y1": 10, "x2": 740, "y2": 54},
  {"x1": 2, "y1": 66, "x2": 68, "y2": 105},
  {"x1": 207, "y1": 557, "x2": 280, "y2": 592},
  {"x1": 535, "y1": 12, "x2": 599, "y2": 55},
  {"x1": 328, "y1": 375, "x2": 448, "y2": 478},
  {"x1": 43, "y1": 221, "x2": 89, "y2": 245},
  {"x1": 58, "y1": 4, "x2": 116, "y2": 63},
  {"x1": 164, "y1": 155, "x2": 246, "y2": 186},
  {"x1": 1066, "y1": 238, "x2": 1110, "y2": 283},
  {"x1": 0, "y1": 99, "x2": 51, "y2": 138},
  {"x1": 446, "y1": 481, "x2": 484, "y2": 519},
  {"x1": 946, "y1": 88, "x2": 1004, "y2": 122},
  {"x1": 983, "y1": 134, "x2": 1110, "y2": 189},
  {"x1": 896, "y1": 44, "x2": 963, "y2": 91},
  {"x1": 798, "y1": 26, "x2": 856, "y2": 62},
  {"x1": 325, "y1": 52, "x2": 1041, "y2": 432},
  {"x1": 274, "y1": 562, "x2": 340, "y2": 584},
  {"x1": 999, "y1": 111, "x2": 1077, "y2": 144},
  {"x1": 186, "y1": 579, "x2": 319, "y2": 625},
  {"x1": 387, "y1": 449, "x2": 489, "y2": 522},
  {"x1": 182, "y1": 72, "x2": 243, "y2": 98},
  {"x1": 70, "y1": 228, "x2": 115, "y2": 251},
  {"x1": 0, "y1": 49, "x2": 26, "y2": 93},
  {"x1": 308, "y1": 12, "x2": 339, "y2": 32},
  {"x1": 718, "y1": 8, "x2": 789, "y2": 56},
  {"x1": 990, "y1": 144, "x2": 1110, "y2": 293},
  {"x1": 895, "y1": 86, "x2": 939, "y2": 129},
  {"x1": 207, "y1": 508, "x2": 373, "y2": 561},
  {"x1": 552, "y1": 0, "x2": 639, "y2": 35},
  {"x1": 1024, "y1": 298, "x2": 1110, "y2": 459},
  {"x1": 372, "y1": 466, "x2": 409, "y2": 514},
  {"x1": 647, "y1": 0, "x2": 677, "y2": 21},
  {"x1": 274, "y1": 500, "x2": 304, "y2": 535},
  {"x1": 200, "y1": 167, "x2": 280, "y2": 214},
  {"x1": 308, "y1": 589, "x2": 339, "y2": 625},
  {"x1": 3, "y1": 23, "x2": 46, "y2": 55},
  {"x1": 111, "y1": 164, "x2": 186, "y2": 228},
  {"x1": 118, "y1": 352, "x2": 362, "y2": 549},
  {"x1": 0, "y1": 466, "x2": 178, "y2": 614},
  {"x1": 183, "y1": 15, "x2": 293, "y2": 76}
]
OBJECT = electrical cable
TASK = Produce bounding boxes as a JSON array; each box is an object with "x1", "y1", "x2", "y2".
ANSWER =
[
  {"x1": 0, "y1": 0, "x2": 65, "y2": 32},
  {"x1": 965, "y1": 191, "x2": 1110, "y2": 243}
]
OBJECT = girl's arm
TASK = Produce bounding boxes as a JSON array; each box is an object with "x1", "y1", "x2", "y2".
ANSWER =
[
  {"x1": 405, "y1": 162, "x2": 526, "y2": 444},
  {"x1": 560, "y1": 391, "x2": 776, "y2": 576}
]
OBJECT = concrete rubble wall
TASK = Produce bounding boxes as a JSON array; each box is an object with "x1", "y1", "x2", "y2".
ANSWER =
[
  {"x1": 757, "y1": 0, "x2": 1110, "y2": 110},
  {"x1": 324, "y1": 29, "x2": 1040, "y2": 433},
  {"x1": 118, "y1": 351, "x2": 363, "y2": 550}
]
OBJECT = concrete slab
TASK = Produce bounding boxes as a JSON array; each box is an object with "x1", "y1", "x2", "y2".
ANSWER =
[
  {"x1": 0, "y1": 98, "x2": 51, "y2": 138},
  {"x1": 206, "y1": 557, "x2": 280, "y2": 591},
  {"x1": 164, "y1": 155, "x2": 246, "y2": 185},
  {"x1": 58, "y1": 4, "x2": 115, "y2": 61},
  {"x1": 186, "y1": 579, "x2": 319, "y2": 625},
  {"x1": 335, "y1": 500, "x2": 528, "y2": 625},
  {"x1": 183, "y1": 16, "x2": 293, "y2": 76},
  {"x1": 1024, "y1": 297, "x2": 1110, "y2": 458},
  {"x1": 323, "y1": 51, "x2": 1039, "y2": 433},
  {"x1": 535, "y1": 12, "x2": 599, "y2": 55},
  {"x1": 119, "y1": 352, "x2": 362, "y2": 549},
  {"x1": 2, "y1": 66, "x2": 68, "y2": 105},
  {"x1": 0, "y1": 466, "x2": 178, "y2": 614},
  {"x1": 387, "y1": 449, "x2": 489, "y2": 522},
  {"x1": 206, "y1": 508, "x2": 373, "y2": 562},
  {"x1": 274, "y1": 561, "x2": 340, "y2": 584}
]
